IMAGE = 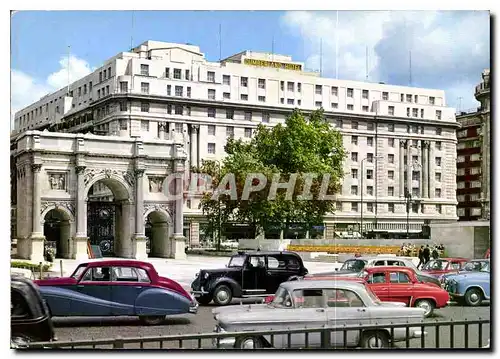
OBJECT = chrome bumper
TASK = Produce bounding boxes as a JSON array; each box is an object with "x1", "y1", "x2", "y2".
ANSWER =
[
  {"x1": 191, "y1": 290, "x2": 209, "y2": 297},
  {"x1": 188, "y1": 302, "x2": 199, "y2": 314},
  {"x1": 213, "y1": 326, "x2": 235, "y2": 349}
]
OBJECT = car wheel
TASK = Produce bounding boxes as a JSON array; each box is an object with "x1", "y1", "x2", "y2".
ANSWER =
[
  {"x1": 213, "y1": 284, "x2": 233, "y2": 306},
  {"x1": 235, "y1": 336, "x2": 263, "y2": 349},
  {"x1": 197, "y1": 294, "x2": 212, "y2": 305},
  {"x1": 360, "y1": 331, "x2": 389, "y2": 349},
  {"x1": 414, "y1": 299, "x2": 435, "y2": 318},
  {"x1": 464, "y1": 288, "x2": 483, "y2": 306},
  {"x1": 139, "y1": 315, "x2": 166, "y2": 325}
]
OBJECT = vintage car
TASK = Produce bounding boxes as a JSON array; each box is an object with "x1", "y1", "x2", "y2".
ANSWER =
[
  {"x1": 305, "y1": 256, "x2": 441, "y2": 287},
  {"x1": 439, "y1": 259, "x2": 490, "y2": 286},
  {"x1": 303, "y1": 266, "x2": 449, "y2": 317},
  {"x1": 34, "y1": 259, "x2": 198, "y2": 325},
  {"x1": 444, "y1": 266, "x2": 490, "y2": 306},
  {"x1": 11, "y1": 275, "x2": 56, "y2": 348},
  {"x1": 191, "y1": 251, "x2": 308, "y2": 306},
  {"x1": 213, "y1": 280, "x2": 426, "y2": 349},
  {"x1": 421, "y1": 258, "x2": 468, "y2": 278}
]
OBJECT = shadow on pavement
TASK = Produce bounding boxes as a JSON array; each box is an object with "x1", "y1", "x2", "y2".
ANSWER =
[{"x1": 52, "y1": 315, "x2": 191, "y2": 328}]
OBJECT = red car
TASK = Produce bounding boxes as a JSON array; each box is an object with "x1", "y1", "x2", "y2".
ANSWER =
[
  {"x1": 421, "y1": 258, "x2": 469, "y2": 278},
  {"x1": 34, "y1": 259, "x2": 198, "y2": 325},
  {"x1": 300, "y1": 266, "x2": 449, "y2": 317}
]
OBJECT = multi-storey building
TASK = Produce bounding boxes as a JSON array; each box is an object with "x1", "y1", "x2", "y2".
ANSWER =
[
  {"x1": 12, "y1": 40, "x2": 459, "y2": 245},
  {"x1": 456, "y1": 69, "x2": 491, "y2": 221}
]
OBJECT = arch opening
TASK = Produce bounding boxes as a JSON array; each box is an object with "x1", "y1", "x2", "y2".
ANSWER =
[
  {"x1": 87, "y1": 177, "x2": 132, "y2": 257},
  {"x1": 145, "y1": 210, "x2": 172, "y2": 258},
  {"x1": 43, "y1": 208, "x2": 72, "y2": 259}
]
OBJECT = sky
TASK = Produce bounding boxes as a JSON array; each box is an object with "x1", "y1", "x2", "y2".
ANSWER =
[{"x1": 10, "y1": 10, "x2": 490, "y2": 122}]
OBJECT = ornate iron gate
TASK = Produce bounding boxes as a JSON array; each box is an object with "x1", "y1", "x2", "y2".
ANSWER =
[{"x1": 87, "y1": 201, "x2": 116, "y2": 256}]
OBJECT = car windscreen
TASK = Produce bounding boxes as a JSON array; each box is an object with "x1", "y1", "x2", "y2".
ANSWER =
[
  {"x1": 227, "y1": 255, "x2": 246, "y2": 267},
  {"x1": 271, "y1": 286, "x2": 293, "y2": 308},
  {"x1": 341, "y1": 260, "x2": 366, "y2": 271},
  {"x1": 71, "y1": 265, "x2": 87, "y2": 279},
  {"x1": 463, "y1": 261, "x2": 488, "y2": 272},
  {"x1": 422, "y1": 260, "x2": 449, "y2": 270}
]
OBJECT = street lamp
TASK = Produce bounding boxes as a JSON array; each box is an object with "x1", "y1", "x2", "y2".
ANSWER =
[{"x1": 360, "y1": 155, "x2": 383, "y2": 238}]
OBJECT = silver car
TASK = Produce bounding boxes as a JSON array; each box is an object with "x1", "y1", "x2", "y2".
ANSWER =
[{"x1": 213, "y1": 280, "x2": 426, "y2": 349}]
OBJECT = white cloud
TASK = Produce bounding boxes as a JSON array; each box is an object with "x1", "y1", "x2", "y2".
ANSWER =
[
  {"x1": 10, "y1": 55, "x2": 94, "y2": 127},
  {"x1": 281, "y1": 10, "x2": 490, "y2": 110}
]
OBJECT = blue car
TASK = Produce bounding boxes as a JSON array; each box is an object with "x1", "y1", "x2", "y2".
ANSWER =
[
  {"x1": 444, "y1": 262, "x2": 490, "y2": 306},
  {"x1": 439, "y1": 259, "x2": 490, "y2": 286}
]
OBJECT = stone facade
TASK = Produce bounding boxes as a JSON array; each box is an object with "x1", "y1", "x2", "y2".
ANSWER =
[{"x1": 12, "y1": 131, "x2": 187, "y2": 262}]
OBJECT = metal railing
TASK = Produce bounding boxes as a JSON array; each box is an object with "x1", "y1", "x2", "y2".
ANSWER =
[{"x1": 24, "y1": 318, "x2": 490, "y2": 350}]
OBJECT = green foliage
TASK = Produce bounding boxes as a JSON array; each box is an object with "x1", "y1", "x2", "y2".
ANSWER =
[
  {"x1": 194, "y1": 109, "x2": 346, "y2": 237},
  {"x1": 11, "y1": 261, "x2": 52, "y2": 272}
]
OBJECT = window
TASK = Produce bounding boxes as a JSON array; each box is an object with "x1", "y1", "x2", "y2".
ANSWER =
[
  {"x1": 207, "y1": 71, "x2": 215, "y2": 83},
  {"x1": 280, "y1": 81, "x2": 284, "y2": 91},
  {"x1": 352, "y1": 121, "x2": 358, "y2": 130},
  {"x1": 367, "y1": 137, "x2": 373, "y2": 146},
  {"x1": 367, "y1": 169, "x2": 373, "y2": 179},
  {"x1": 436, "y1": 128, "x2": 442, "y2": 136},
  {"x1": 241, "y1": 94, "x2": 248, "y2": 101},
  {"x1": 174, "y1": 105, "x2": 183, "y2": 115},
  {"x1": 336, "y1": 119, "x2": 343, "y2": 128},
  {"x1": 245, "y1": 111, "x2": 252, "y2": 121},
  {"x1": 280, "y1": 98, "x2": 285, "y2": 104},
  {"x1": 388, "y1": 186, "x2": 394, "y2": 196},
  {"x1": 435, "y1": 157, "x2": 442, "y2": 166},
  {"x1": 351, "y1": 152, "x2": 358, "y2": 162},
  {"x1": 388, "y1": 106, "x2": 395, "y2": 116},
  {"x1": 406, "y1": 94, "x2": 412, "y2": 103},
  {"x1": 351, "y1": 185, "x2": 358, "y2": 195},
  {"x1": 429, "y1": 96, "x2": 435, "y2": 105},
  {"x1": 207, "y1": 108, "x2": 216, "y2": 118},
  {"x1": 347, "y1": 104, "x2": 354, "y2": 111},
  {"x1": 315, "y1": 85, "x2": 322, "y2": 95},
  {"x1": 120, "y1": 102, "x2": 127, "y2": 112},
  {"x1": 226, "y1": 126, "x2": 234, "y2": 137},
  {"x1": 470, "y1": 167, "x2": 481, "y2": 175},
  {"x1": 367, "y1": 122, "x2": 374, "y2": 131},
  {"x1": 351, "y1": 136, "x2": 358, "y2": 145},
  {"x1": 208, "y1": 125, "x2": 216, "y2": 135},
  {"x1": 412, "y1": 171, "x2": 419, "y2": 181},
  {"x1": 347, "y1": 88, "x2": 353, "y2": 97},
  {"x1": 436, "y1": 204, "x2": 442, "y2": 214},
  {"x1": 141, "y1": 120, "x2": 149, "y2": 131},
  {"x1": 412, "y1": 108, "x2": 418, "y2": 117},
  {"x1": 167, "y1": 104, "x2": 172, "y2": 114},
  {"x1": 457, "y1": 168, "x2": 465, "y2": 176},
  {"x1": 390, "y1": 272, "x2": 410, "y2": 284},
  {"x1": 140, "y1": 64, "x2": 149, "y2": 76},
  {"x1": 367, "y1": 202, "x2": 374, "y2": 212},
  {"x1": 99, "y1": 71, "x2": 103, "y2": 82},
  {"x1": 119, "y1": 119, "x2": 128, "y2": 130},
  {"x1": 331, "y1": 86, "x2": 338, "y2": 96},
  {"x1": 173, "y1": 68, "x2": 181, "y2": 79},
  {"x1": 241, "y1": 77, "x2": 248, "y2": 87},
  {"x1": 287, "y1": 99, "x2": 294, "y2": 105},
  {"x1": 287, "y1": 82, "x2": 294, "y2": 92},
  {"x1": 388, "y1": 154, "x2": 394, "y2": 164},
  {"x1": 435, "y1": 188, "x2": 442, "y2": 198},
  {"x1": 207, "y1": 143, "x2": 216, "y2": 154},
  {"x1": 435, "y1": 173, "x2": 442, "y2": 182},
  {"x1": 175, "y1": 123, "x2": 183, "y2": 133},
  {"x1": 388, "y1": 170, "x2": 394, "y2": 180},
  {"x1": 362, "y1": 90, "x2": 369, "y2": 99},
  {"x1": 388, "y1": 138, "x2": 395, "y2": 147},
  {"x1": 351, "y1": 202, "x2": 358, "y2": 212},
  {"x1": 258, "y1": 78, "x2": 266, "y2": 89},
  {"x1": 226, "y1": 109, "x2": 234, "y2": 119},
  {"x1": 420, "y1": 109, "x2": 424, "y2": 118},
  {"x1": 406, "y1": 108, "x2": 410, "y2": 117},
  {"x1": 367, "y1": 153, "x2": 374, "y2": 163},
  {"x1": 186, "y1": 106, "x2": 191, "y2": 116},
  {"x1": 119, "y1": 81, "x2": 127, "y2": 93},
  {"x1": 315, "y1": 101, "x2": 322, "y2": 108},
  {"x1": 103, "y1": 69, "x2": 107, "y2": 79},
  {"x1": 167, "y1": 85, "x2": 171, "y2": 96},
  {"x1": 293, "y1": 289, "x2": 325, "y2": 309},
  {"x1": 207, "y1": 89, "x2": 216, "y2": 100},
  {"x1": 331, "y1": 102, "x2": 338, "y2": 109},
  {"x1": 78, "y1": 87, "x2": 81, "y2": 96},
  {"x1": 82, "y1": 266, "x2": 113, "y2": 282},
  {"x1": 165, "y1": 68, "x2": 170, "y2": 78},
  {"x1": 387, "y1": 124, "x2": 395, "y2": 133},
  {"x1": 382, "y1": 92, "x2": 388, "y2": 100},
  {"x1": 457, "y1": 181, "x2": 465, "y2": 189},
  {"x1": 262, "y1": 112, "x2": 270, "y2": 123},
  {"x1": 362, "y1": 106, "x2": 369, "y2": 112},
  {"x1": 223, "y1": 75, "x2": 230, "y2": 85},
  {"x1": 367, "y1": 272, "x2": 386, "y2": 284},
  {"x1": 436, "y1": 110, "x2": 442, "y2": 120},
  {"x1": 258, "y1": 96, "x2": 266, "y2": 102},
  {"x1": 297, "y1": 83, "x2": 301, "y2": 92},
  {"x1": 351, "y1": 169, "x2": 358, "y2": 179},
  {"x1": 245, "y1": 128, "x2": 252, "y2": 138},
  {"x1": 175, "y1": 86, "x2": 183, "y2": 97},
  {"x1": 97, "y1": 89, "x2": 100, "y2": 98},
  {"x1": 89, "y1": 81, "x2": 93, "y2": 91},
  {"x1": 141, "y1": 102, "x2": 149, "y2": 112},
  {"x1": 185, "y1": 69, "x2": 190, "y2": 80},
  {"x1": 412, "y1": 155, "x2": 418, "y2": 163}
]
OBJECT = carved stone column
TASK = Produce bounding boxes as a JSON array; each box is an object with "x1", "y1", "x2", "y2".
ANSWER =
[
  {"x1": 190, "y1": 124, "x2": 199, "y2": 169},
  {"x1": 30, "y1": 163, "x2": 45, "y2": 263},
  {"x1": 406, "y1": 140, "x2": 412, "y2": 196},
  {"x1": 399, "y1": 140, "x2": 405, "y2": 197},
  {"x1": 158, "y1": 123, "x2": 166, "y2": 140},
  {"x1": 429, "y1": 142, "x2": 435, "y2": 198},
  {"x1": 422, "y1": 142, "x2": 429, "y2": 198},
  {"x1": 172, "y1": 162, "x2": 186, "y2": 259},
  {"x1": 134, "y1": 169, "x2": 147, "y2": 259},
  {"x1": 75, "y1": 166, "x2": 86, "y2": 237}
]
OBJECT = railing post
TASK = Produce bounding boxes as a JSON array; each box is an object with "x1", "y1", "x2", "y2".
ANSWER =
[
  {"x1": 113, "y1": 336, "x2": 124, "y2": 349},
  {"x1": 60, "y1": 259, "x2": 63, "y2": 277},
  {"x1": 320, "y1": 326, "x2": 331, "y2": 348},
  {"x1": 39, "y1": 262, "x2": 43, "y2": 279}
]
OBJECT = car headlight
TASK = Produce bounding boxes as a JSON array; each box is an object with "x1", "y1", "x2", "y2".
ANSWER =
[
  {"x1": 204, "y1": 272, "x2": 210, "y2": 280},
  {"x1": 195, "y1": 272, "x2": 200, "y2": 278}
]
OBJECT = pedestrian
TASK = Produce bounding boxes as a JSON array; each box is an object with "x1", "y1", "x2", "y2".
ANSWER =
[
  {"x1": 423, "y1": 245, "x2": 431, "y2": 264},
  {"x1": 431, "y1": 246, "x2": 439, "y2": 260},
  {"x1": 417, "y1": 245, "x2": 425, "y2": 269}
]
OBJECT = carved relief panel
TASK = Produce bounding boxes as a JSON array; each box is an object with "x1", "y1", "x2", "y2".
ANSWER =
[
  {"x1": 148, "y1": 176, "x2": 165, "y2": 193},
  {"x1": 48, "y1": 172, "x2": 68, "y2": 191}
]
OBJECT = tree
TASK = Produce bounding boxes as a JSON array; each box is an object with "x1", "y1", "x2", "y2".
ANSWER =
[{"x1": 194, "y1": 109, "x2": 346, "y2": 241}]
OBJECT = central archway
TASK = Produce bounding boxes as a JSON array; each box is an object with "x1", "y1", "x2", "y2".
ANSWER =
[{"x1": 85, "y1": 176, "x2": 133, "y2": 258}]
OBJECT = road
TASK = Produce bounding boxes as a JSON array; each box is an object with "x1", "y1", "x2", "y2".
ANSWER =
[{"x1": 52, "y1": 301, "x2": 490, "y2": 349}]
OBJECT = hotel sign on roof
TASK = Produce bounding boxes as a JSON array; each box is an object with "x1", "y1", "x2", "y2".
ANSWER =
[{"x1": 243, "y1": 58, "x2": 302, "y2": 71}]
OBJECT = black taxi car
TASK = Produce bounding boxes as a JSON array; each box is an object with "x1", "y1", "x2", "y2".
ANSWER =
[
  {"x1": 191, "y1": 251, "x2": 308, "y2": 306},
  {"x1": 11, "y1": 275, "x2": 56, "y2": 348}
]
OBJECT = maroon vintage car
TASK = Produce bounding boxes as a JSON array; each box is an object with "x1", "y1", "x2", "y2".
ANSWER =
[
  {"x1": 421, "y1": 258, "x2": 469, "y2": 278},
  {"x1": 34, "y1": 259, "x2": 198, "y2": 325}
]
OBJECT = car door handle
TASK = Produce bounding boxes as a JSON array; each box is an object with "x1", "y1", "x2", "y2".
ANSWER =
[
  {"x1": 316, "y1": 309, "x2": 325, "y2": 313},
  {"x1": 134, "y1": 286, "x2": 142, "y2": 289},
  {"x1": 77, "y1": 285, "x2": 84, "y2": 288},
  {"x1": 357, "y1": 308, "x2": 366, "y2": 312}
]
